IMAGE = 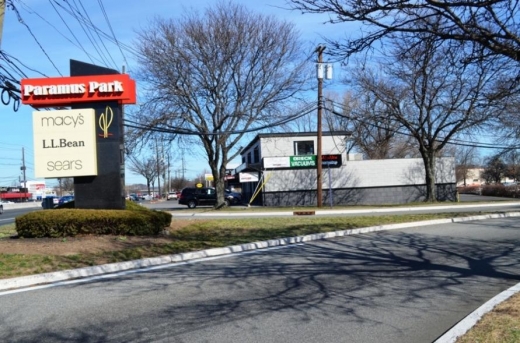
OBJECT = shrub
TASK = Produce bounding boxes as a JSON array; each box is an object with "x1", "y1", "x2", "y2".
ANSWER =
[
  {"x1": 456, "y1": 185, "x2": 481, "y2": 195},
  {"x1": 480, "y1": 184, "x2": 520, "y2": 198},
  {"x1": 481, "y1": 184, "x2": 508, "y2": 197},
  {"x1": 15, "y1": 202, "x2": 172, "y2": 238}
]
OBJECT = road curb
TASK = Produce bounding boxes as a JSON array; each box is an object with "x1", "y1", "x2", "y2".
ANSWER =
[
  {"x1": 434, "y1": 282, "x2": 520, "y2": 343},
  {"x1": 1, "y1": 211, "x2": 519, "y2": 292},
  {"x1": 2, "y1": 202, "x2": 42, "y2": 210},
  {"x1": 171, "y1": 201, "x2": 520, "y2": 217}
]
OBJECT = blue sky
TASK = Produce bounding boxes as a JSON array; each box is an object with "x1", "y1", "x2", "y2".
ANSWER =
[{"x1": 0, "y1": 0, "x2": 350, "y2": 187}]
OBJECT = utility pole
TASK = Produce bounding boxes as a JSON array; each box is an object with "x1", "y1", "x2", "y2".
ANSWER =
[
  {"x1": 181, "y1": 149, "x2": 186, "y2": 180},
  {"x1": 162, "y1": 142, "x2": 167, "y2": 194},
  {"x1": 316, "y1": 46, "x2": 325, "y2": 208},
  {"x1": 315, "y1": 46, "x2": 333, "y2": 208},
  {"x1": 167, "y1": 152, "x2": 171, "y2": 192},
  {"x1": 0, "y1": 0, "x2": 5, "y2": 48},
  {"x1": 21, "y1": 147, "x2": 27, "y2": 202},
  {"x1": 155, "y1": 138, "x2": 161, "y2": 200},
  {"x1": 120, "y1": 65, "x2": 126, "y2": 204}
]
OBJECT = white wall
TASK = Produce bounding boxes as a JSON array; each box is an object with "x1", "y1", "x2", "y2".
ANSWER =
[
  {"x1": 264, "y1": 157, "x2": 455, "y2": 191},
  {"x1": 259, "y1": 135, "x2": 348, "y2": 158}
]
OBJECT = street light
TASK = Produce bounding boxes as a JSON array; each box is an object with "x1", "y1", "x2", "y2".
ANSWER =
[{"x1": 316, "y1": 46, "x2": 332, "y2": 208}]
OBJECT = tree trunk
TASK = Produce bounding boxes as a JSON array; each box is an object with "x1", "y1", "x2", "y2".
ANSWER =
[
  {"x1": 214, "y1": 176, "x2": 226, "y2": 208},
  {"x1": 421, "y1": 152, "x2": 437, "y2": 202},
  {"x1": 209, "y1": 163, "x2": 227, "y2": 209}
]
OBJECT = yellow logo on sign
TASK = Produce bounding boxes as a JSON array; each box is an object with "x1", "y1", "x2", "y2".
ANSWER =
[{"x1": 98, "y1": 106, "x2": 113, "y2": 138}]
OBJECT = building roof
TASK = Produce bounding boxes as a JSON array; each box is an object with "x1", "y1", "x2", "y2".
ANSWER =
[{"x1": 240, "y1": 131, "x2": 352, "y2": 154}]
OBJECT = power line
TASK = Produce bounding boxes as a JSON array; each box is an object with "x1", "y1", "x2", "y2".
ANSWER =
[
  {"x1": 47, "y1": 0, "x2": 96, "y2": 66},
  {"x1": 10, "y1": 2, "x2": 62, "y2": 75},
  {"x1": 97, "y1": 0, "x2": 129, "y2": 69},
  {"x1": 327, "y1": 100, "x2": 519, "y2": 151},
  {"x1": 75, "y1": 0, "x2": 118, "y2": 69},
  {"x1": 0, "y1": 50, "x2": 47, "y2": 78},
  {"x1": 60, "y1": 0, "x2": 111, "y2": 68},
  {"x1": 123, "y1": 104, "x2": 318, "y2": 136},
  {"x1": 45, "y1": 0, "x2": 139, "y2": 58},
  {"x1": 5, "y1": 0, "x2": 134, "y2": 83},
  {"x1": 17, "y1": 0, "x2": 102, "y2": 66}
]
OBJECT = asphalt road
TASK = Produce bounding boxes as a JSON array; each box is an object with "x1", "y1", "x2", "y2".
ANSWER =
[{"x1": 1, "y1": 217, "x2": 519, "y2": 342}]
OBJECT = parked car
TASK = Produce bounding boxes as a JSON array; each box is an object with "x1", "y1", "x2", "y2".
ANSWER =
[
  {"x1": 178, "y1": 187, "x2": 231, "y2": 208},
  {"x1": 225, "y1": 189, "x2": 242, "y2": 205},
  {"x1": 140, "y1": 194, "x2": 152, "y2": 201},
  {"x1": 58, "y1": 195, "x2": 74, "y2": 205},
  {"x1": 167, "y1": 192, "x2": 178, "y2": 200},
  {"x1": 127, "y1": 194, "x2": 140, "y2": 202}
]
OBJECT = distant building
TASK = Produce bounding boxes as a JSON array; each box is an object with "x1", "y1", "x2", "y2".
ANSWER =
[
  {"x1": 456, "y1": 168, "x2": 485, "y2": 187},
  {"x1": 25, "y1": 181, "x2": 48, "y2": 201}
]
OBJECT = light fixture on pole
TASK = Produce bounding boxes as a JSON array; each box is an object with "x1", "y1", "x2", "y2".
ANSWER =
[{"x1": 316, "y1": 46, "x2": 332, "y2": 208}]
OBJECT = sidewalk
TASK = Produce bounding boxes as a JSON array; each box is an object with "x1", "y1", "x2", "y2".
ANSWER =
[
  {"x1": 1, "y1": 201, "x2": 42, "y2": 210},
  {"x1": 167, "y1": 201, "x2": 520, "y2": 217}
]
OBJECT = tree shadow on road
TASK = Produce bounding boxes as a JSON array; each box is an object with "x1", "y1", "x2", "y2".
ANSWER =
[{"x1": 2, "y1": 219, "x2": 520, "y2": 342}]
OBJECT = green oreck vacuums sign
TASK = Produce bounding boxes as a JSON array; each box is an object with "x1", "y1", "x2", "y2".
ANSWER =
[
  {"x1": 263, "y1": 154, "x2": 342, "y2": 169},
  {"x1": 290, "y1": 155, "x2": 316, "y2": 167}
]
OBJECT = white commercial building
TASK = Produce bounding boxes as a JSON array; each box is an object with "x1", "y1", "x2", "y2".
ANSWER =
[{"x1": 234, "y1": 132, "x2": 456, "y2": 206}]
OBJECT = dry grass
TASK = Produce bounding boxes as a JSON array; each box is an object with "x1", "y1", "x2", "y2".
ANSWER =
[{"x1": 456, "y1": 292, "x2": 520, "y2": 343}]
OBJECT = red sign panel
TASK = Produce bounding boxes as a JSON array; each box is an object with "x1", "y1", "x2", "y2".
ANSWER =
[
  {"x1": 322, "y1": 154, "x2": 342, "y2": 167},
  {"x1": 21, "y1": 74, "x2": 136, "y2": 107}
]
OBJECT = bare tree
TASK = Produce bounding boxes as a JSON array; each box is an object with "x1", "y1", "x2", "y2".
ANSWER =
[
  {"x1": 61, "y1": 178, "x2": 74, "y2": 194},
  {"x1": 353, "y1": 32, "x2": 505, "y2": 201},
  {"x1": 131, "y1": 1, "x2": 312, "y2": 207},
  {"x1": 169, "y1": 176, "x2": 190, "y2": 193},
  {"x1": 126, "y1": 155, "x2": 157, "y2": 197},
  {"x1": 325, "y1": 91, "x2": 415, "y2": 159},
  {"x1": 495, "y1": 96, "x2": 520, "y2": 146},
  {"x1": 503, "y1": 149, "x2": 520, "y2": 182},
  {"x1": 454, "y1": 145, "x2": 479, "y2": 186},
  {"x1": 286, "y1": 0, "x2": 520, "y2": 65},
  {"x1": 284, "y1": 108, "x2": 315, "y2": 133},
  {"x1": 54, "y1": 178, "x2": 74, "y2": 196}
]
